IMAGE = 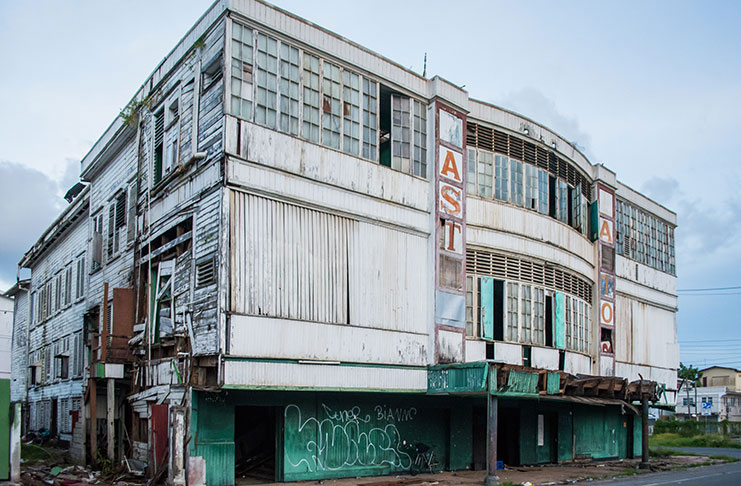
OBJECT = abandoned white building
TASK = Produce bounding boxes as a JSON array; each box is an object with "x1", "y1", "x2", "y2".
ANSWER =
[{"x1": 10, "y1": 0, "x2": 679, "y2": 484}]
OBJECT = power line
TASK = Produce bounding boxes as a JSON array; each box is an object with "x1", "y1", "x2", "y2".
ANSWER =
[
  {"x1": 678, "y1": 292, "x2": 741, "y2": 296},
  {"x1": 677, "y1": 285, "x2": 741, "y2": 292},
  {"x1": 678, "y1": 339, "x2": 741, "y2": 343}
]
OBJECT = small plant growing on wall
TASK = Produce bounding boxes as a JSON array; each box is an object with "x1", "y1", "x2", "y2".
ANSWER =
[{"x1": 120, "y1": 96, "x2": 152, "y2": 127}]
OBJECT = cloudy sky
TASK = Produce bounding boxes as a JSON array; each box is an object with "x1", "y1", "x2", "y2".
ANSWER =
[{"x1": 1, "y1": 0, "x2": 739, "y2": 368}]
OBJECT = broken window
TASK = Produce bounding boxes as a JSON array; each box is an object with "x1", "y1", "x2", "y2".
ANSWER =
[
  {"x1": 56, "y1": 355, "x2": 69, "y2": 380},
  {"x1": 537, "y1": 169, "x2": 549, "y2": 215},
  {"x1": 465, "y1": 275, "x2": 475, "y2": 337},
  {"x1": 107, "y1": 191, "x2": 127, "y2": 260},
  {"x1": 342, "y1": 70, "x2": 361, "y2": 156},
  {"x1": 506, "y1": 282, "x2": 519, "y2": 342},
  {"x1": 153, "y1": 108, "x2": 165, "y2": 184},
  {"x1": 510, "y1": 158, "x2": 523, "y2": 206},
  {"x1": 477, "y1": 150, "x2": 493, "y2": 198},
  {"x1": 255, "y1": 32, "x2": 278, "y2": 129},
  {"x1": 201, "y1": 52, "x2": 222, "y2": 93},
  {"x1": 64, "y1": 265, "x2": 72, "y2": 307},
  {"x1": 466, "y1": 147, "x2": 477, "y2": 195},
  {"x1": 520, "y1": 284, "x2": 532, "y2": 343},
  {"x1": 278, "y1": 43, "x2": 299, "y2": 135},
  {"x1": 391, "y1": 94, "x2": 410, "y2": 172},
  {"x1": 164, "y1": 96, "x2": 180, "y2": 175},
  {"x1": 54, "y1": 273, "x2": 62, "y2": 314},
  {"x1": 302, "y1": 53, "x2": 321, "y2": 143},
  {"x1": 557, "y1": 179, "x2": 568, "y2": 224},
  {"x1": 321, "y1": 61, "x2": 341, "y2": 149},
  {"x1": 361, "y1": 78, "x2": 377, "y2": 160},
  {"x1": 412, "y1": 100, "x2": 427, "y2": 178},
  {"x1": 565, "y1": 296, "x2": 572, "y2": 349},
  {"x1": 525, "y1": 164, "x2": 538, "y2": 210},
  {"x1": 600, "y1": 328, "x2": 613, "y2": 354},
  {"x1": 75, "y1": 256, "x2": 85, "y2": 300},
  {"x1": 230, "y1": 22, "x2": 254, "y2": 121},
  {"x1": 533, "y1": 287, "x2": 545, "y2": 345},
  {"x1": 494, "y1": 154, "x2": 509, "y2": 202}
]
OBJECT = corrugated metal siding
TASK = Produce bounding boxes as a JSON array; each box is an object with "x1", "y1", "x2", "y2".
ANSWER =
[{"x1": 231, "y1": 191, "x2": 353, "y2": 324}]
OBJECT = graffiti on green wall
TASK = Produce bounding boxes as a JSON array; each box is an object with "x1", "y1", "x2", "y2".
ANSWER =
[{"x1": 284, "y1": 403, "x2": 417, "y2": 473}]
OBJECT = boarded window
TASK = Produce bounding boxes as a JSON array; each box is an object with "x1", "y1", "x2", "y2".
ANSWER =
[{"x1": 230, "y1": 192, "x2": 353, "y2": 324}]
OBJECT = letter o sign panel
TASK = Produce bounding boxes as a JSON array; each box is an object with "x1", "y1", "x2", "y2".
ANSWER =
[{"x1": 600, "y1": 301, "x2": 614, "y2": 326}]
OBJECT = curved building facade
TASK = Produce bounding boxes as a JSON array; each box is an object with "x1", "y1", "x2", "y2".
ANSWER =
[{"x1": 11, "y1": 1, "x2": 677, "y2": 484}]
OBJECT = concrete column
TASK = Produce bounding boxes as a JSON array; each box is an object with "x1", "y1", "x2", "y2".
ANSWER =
[
  {"x1": 10, "y1": 402, "x2": 21, "y2": 485},
  {"x1": 107, "y1": 378, "x2": 115, "y2": 461},
  {"x1": 170, "y1": 407, "x2": 186, "y2": 486},
  {"x1": 89, "y1": 378, "x2": 97, "y2": 464},
  {"x1": 639, "y1": 398, "x2": 650, "y2": 469},
  {"x1": 485, "y1": 394, "x2": 499, "y2": 486}
]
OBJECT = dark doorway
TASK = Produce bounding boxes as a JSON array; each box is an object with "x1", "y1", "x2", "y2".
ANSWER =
[
  {"x1": 235, "y1": 406, "x2": 276, "y2": 483},
  {"x1": 50, "y1": 399, "x2": 58, "y2": 437},
  {"x1": 472, "y1": 406, "x2": 486, "y2": 470},
  {"x1": 498, "y1": 407, "x2": 520, "y2": 467},
  {"x1": 493, "y1": 280, "x2": 505, "y2": 341},
  {"x1": 626, "y1": 414, "x2": 634, "y2": 458},
  {"x1": 548, "y1": 412, "x2": 559, "y2": 463}
]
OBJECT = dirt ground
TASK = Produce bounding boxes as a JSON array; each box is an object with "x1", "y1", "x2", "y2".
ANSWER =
[{"x1": 242, "y1": 455, "x2": 726, "y2": 486}]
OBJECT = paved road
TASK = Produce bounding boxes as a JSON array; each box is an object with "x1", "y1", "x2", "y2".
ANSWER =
[{"x1": 591, "y1": 448, "x2": 741, "y2": 486}]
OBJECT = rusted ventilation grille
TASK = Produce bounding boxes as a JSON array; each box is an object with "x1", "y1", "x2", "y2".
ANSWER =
[
  {"x1": 477, "y1": 124, "x2": 494, "y2": 151},
  {"x1": 524, "y1": 141, "x2": 536, "y2": 165},
  {"x1": 466, "y1": 122, "x2": 478, "y2": 146},
  {"x1": 195, "y1": 254, "x2": 217, "y2": 288},
  {"x1": 467, "y1": 248, "x2": 593, "y2": 302},
  {"x1": 494, "y1": 129, "x2": 509, "y2": 154},
  {"x1": 537, "y1": 147, "x2": 549, "y2": 170},
  {"x1": 468, "y1": 123, "x2": 593, "y2": 202}
]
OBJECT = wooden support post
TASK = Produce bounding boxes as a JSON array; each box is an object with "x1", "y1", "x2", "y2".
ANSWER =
[
  {"x1": 639, "y1": 397, "x2": 650, "y2": 469},
  {"x1": 101, "y1": 282, "x2": 109, "y2": 362},
  {"x1": 89, "y1": 378, "x2": 97, "y2": 465},
  {"x1": 107, "y1": 378, "x2": 115, "y2": 461},
  {"x1": 485, "y1": 394, "x2": 499, "y2": 486}
]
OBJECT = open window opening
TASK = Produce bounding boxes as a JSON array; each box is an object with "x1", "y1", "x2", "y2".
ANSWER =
[
  {"x1": 235, "y1": 406, "x2": 277, "y2": 483},
  {"x1": 600, "y1": 328, "x2": 613, "y2": 354}
]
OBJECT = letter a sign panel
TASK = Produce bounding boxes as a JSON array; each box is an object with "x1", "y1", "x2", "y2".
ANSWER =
[{"x1": 439, "y1": 148, "x2": 463, "y2": 183}]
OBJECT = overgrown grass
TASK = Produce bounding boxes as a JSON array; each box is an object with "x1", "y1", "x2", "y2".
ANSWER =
[
  {"x1": 650, "y1": 433, "x2": 741, "y2": 449},
  {"x1": 21, "y1": 443, "x2": 53, "y2": 464},
  {"x1": 709, "y1": 454, "x2": 739, "y2": 462},
  {"x1": 650, "y1": 447, "x2": 699, "y2": 457}
]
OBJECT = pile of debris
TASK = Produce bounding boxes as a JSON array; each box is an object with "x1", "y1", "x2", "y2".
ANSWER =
[{"x1": 22, "y1": 463, "x2": 148, "y2": 486}]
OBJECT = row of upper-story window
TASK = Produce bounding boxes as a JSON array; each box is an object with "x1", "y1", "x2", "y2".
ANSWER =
[
  {"x1": 465, "y1": 275, "x2": 592, "y2": 354},
  {"x1": 30, "y1": 256, "x2": 85, "y2": 327},
  {"x1": 229, "y1": 21, "x2": 428, "y2": 178},
  {"x1": 467, "y1": 148, "x2": 589, "y2": 237},
  {"x1": 27, "y1": 332, "x2": 85, "y2": 387},
  {"x1": 466, "y1": 122, "x2": 593, "y2": 238},
  {"x1": 615, "y1": 198, "x2": 676, "y2": 276}
]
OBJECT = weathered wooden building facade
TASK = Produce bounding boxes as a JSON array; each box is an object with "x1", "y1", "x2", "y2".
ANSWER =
[{"x1": 11, "y1": 0, "x2": 678, "y2": 484}]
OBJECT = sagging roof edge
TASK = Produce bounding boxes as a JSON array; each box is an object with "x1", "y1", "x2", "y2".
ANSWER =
[{"x1": 19, "y1": 185, "x2": 90, "y2": 270}]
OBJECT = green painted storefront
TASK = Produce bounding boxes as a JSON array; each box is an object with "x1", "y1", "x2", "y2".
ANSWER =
[{"x1": 190, "y1": 387, "x2": 642, "y2": 485}]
